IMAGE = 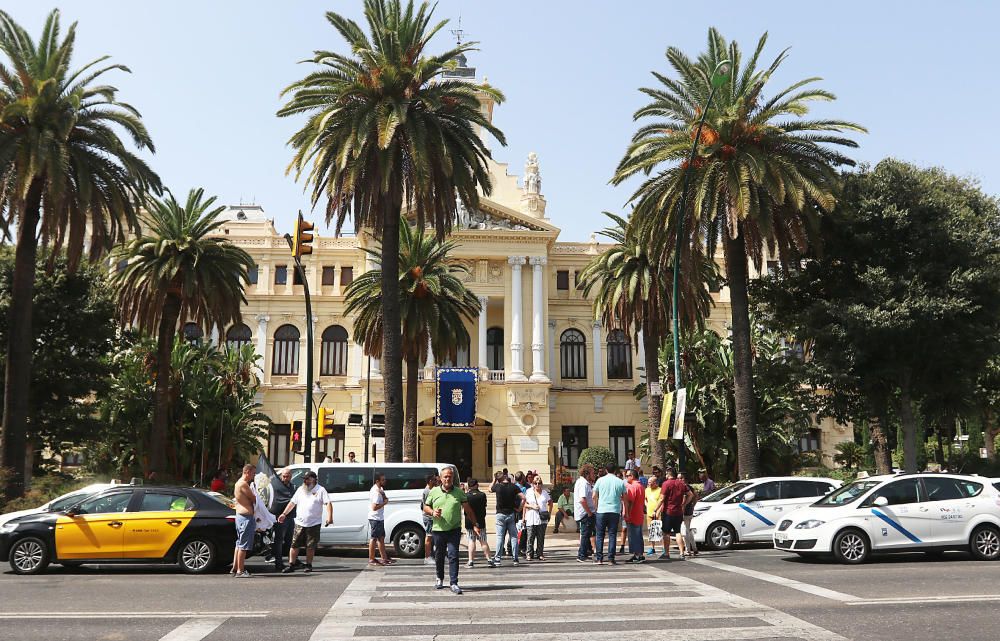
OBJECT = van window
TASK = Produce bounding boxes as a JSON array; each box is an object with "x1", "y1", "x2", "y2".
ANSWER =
[
  {"x1": 318, "y1": 467, "x2": 372, "y2": 494},
  {"x1": 924, "y1": 477, "x2": 982, "y2": 501},
  {"x1": 380, "y1": 467, "x2": 433, "y2": 491},
  {"x1": 862, "y1": 478, "x2": 923, "y2": 507},
  {"x1": 781, "y1": 480, "x2": 830, "y2": 499}
]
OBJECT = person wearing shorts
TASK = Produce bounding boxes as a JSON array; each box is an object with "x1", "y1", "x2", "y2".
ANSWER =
[
  {"x1": 277, "y1": 470, "x2": 331, "y2": 573},
  {"x1": 232, "y1": 464, "x2": 256, "y2": 577},
  {"x1": 421, "y1": 472, "x2": 438, "y2": 566},
  {"x1": 464, "y1": 478, "x2": 494, "y2": 568},
  {"x1": 656, "y1": 468, "x2": 694, "y2": 560},
  {"x1": 368, "y1": 472, "x2": 394, "y2": 566}
]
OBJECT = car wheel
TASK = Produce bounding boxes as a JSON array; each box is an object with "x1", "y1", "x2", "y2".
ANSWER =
[
  {"x1": 832, "y1": 528, "x2": 869, "y2": 564},
  {"x1": 9, "y1": 537, "x2": 50, "y2": 575},
  {"x1": 707, "y1": 522, "x2": 736, "y2": 550},
  {"x1": 970, "y1": 524, "x2": 1000, "y2": 561},
  {"x1": 392, "y1": 524, "x2": 424, "y2": 559},
  {"x1": 178, "y1": 538, "x2": 217, "y2": 574}
]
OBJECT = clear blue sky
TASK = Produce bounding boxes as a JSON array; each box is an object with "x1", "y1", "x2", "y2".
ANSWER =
[{"x1": 5, "y1": 1, "x2": 998, "y2": 240}]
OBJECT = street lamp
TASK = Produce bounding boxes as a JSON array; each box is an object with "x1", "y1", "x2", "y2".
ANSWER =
[
  {"x1": 311, "y1": 381, "x2": 327, "y2": 412},
  {"x1": 671, "y1": 60, "x2": 730, "y2": 472}
]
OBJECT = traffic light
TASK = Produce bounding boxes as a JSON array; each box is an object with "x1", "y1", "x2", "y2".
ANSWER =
[
  {"x1": 291, "y1": 212, "x2": 314, "y2": 258},
  {"x1": 291, "y1": 422, "x2": 303, "y2": 454},
  {"x1": 318, "y1": 407, "x2": 334, "y2": 438}
]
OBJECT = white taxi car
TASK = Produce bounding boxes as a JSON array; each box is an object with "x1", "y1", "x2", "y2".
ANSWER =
[
  {"x1": 774, "y1": 473, "x2": 1000, "y2": 564},
  {"x1": 690, "y1": 476, "x2": 841, "y2": 550}
]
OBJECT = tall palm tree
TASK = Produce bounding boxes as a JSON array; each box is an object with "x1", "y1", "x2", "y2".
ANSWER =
[
  {"x1": 345, "y1": 219, "x2": 481, "y2": 461},
  {"x1": 0, "y1": 9, "x2": 160, "y2": 496},
  {"x1": 579, "y1": 212, "x2": 715, "y2": 469},
  {"x1": 614, "y1": 28, "x2": 864, "y2": 478},
  {"x1": 113, "y1": 188, "x2": 254, "y2": 478},
  {"x1": 278, "y1": 0, "x2": 504, "y2": 462}
]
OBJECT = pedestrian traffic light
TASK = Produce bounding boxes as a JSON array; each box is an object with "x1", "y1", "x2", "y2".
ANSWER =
[
  {"x1": 291, "y1": 212, "x2": 314, "y2": 258},
  {"x1": 318, "y1": 407, "x2": 334, "y2": 439},
  {"x1": 291, "y1": 422, "x2": 303, "y2": 454}
]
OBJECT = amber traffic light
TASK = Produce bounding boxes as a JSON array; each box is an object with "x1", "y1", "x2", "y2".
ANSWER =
[
  {"x1": 292, "y1": 212, "x2": 314, "y2": 258},
  {"x1": 317, "y1": 407, "x2": 334, "y2": 439}
]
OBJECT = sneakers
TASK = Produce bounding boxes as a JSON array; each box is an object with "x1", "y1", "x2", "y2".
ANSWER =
[
  {"x1": 491, "y1": 557, "x2": 501, "y2": 567},
  {"x1": 281, "y1": 565, "x2": 295, "y2": 574},
  {"x1": 610, "y1": 559, "x2": 618, "y2": 566},
  {"x1": 423, "y1": 557, "x2": 435, "y2": 566},
  {"x1": 647, "y1": 547, "x2": 656, "y2": 555},
  {"x1": 659, "y1": 552, "x2": 671, "y2": 560},
  {"x1": 466, "y1": 561, "x2": 474, "y2": 568},
  {"x1": 303, "y1": 563, "x2": 313, "y2": 573},
  {"x1": 618, "y1": 545, "x2": 626, "y2": 554},
  {"x1": 234, "y1": 569, "x2": 251, "y2": 578},
  {"x1": 486, "y1": 558, "x2": 497, "y2": 568},
  {"x1": 631, "y1": 556, "x2": 646, "y2": 564},
  {"x1": 450, "y1": 584, "x2": 463, "y2": 595},
  {"x1": 435, "y1": 578, "x2": 444, "y2": 590},
  {"x1": 512, "y1": 560, "x2": 519, "y2": 567}
]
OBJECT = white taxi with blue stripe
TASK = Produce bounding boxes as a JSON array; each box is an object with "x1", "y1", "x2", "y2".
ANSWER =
[
  {"x1": 774, "y1": 473, "x2": 1000, "y2": 564},
  {"x1": 690, "y1": 476, "x2": 841, "y2": 550}
]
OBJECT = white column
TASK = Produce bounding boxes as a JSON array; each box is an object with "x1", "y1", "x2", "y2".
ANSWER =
[
  {"x1": 255, "y1": 314, "x2": 269, "y2": 383},
  {"x1": 547, "y1": 320, "x2": 557, "y2": 380},
  {"x1": 592, "y1": 321, "x2": 603, "y2": 387},
  {"x1": 507, "y1": 256, "x2": 526, "y2": 381},
  {"x1": 529, "y1": 256, "x2": 548, "y2": 382},
  {"x1": 637, "y1": 329, "x2": 646, "y2": 366},
  {"x1": 424, "y1": 334, "x2": 435, "y2": 377},
  {"x1": 478, "y1": 295, "x2": 489, "y2": 373},
  {"x1": 210, "y1": 323, "x2": 220, "y2": 347}
]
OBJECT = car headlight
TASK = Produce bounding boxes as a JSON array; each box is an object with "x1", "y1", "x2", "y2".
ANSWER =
[
  {"x1": 794, "y1": 519, "x2": 825, "y2": 529},
  {"x1": 693, "y1": 507, "x2": 710, "y2": 516},
  {"x1": 0, "y1": 522, "x2": 18, "y2": 534}
]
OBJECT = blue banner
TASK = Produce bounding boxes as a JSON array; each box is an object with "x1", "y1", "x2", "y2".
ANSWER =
[{"x1": 436, "y1": 367, "x2": 478, "y2": 427}]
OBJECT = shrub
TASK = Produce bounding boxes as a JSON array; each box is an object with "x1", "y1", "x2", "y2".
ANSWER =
[{"x1": 577, "y1": 446, "x2": 616, "y2": 472}]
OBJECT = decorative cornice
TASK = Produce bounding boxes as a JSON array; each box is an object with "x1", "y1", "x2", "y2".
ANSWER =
[
  {"x1": 507, "y1": 256, "x2": 526, "y2": 266},
  {"x1": 529, "y1": 256, "x2": 547, "y2": 266}
]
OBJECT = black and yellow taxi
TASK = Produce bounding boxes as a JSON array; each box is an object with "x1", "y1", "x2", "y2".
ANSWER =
[{"x1": 0, "y1": 485, "x2": 243, "y2": 575}]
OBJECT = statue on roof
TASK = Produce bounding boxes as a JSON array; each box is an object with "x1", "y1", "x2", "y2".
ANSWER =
[{"x1": 524, "y1": 152, "x2": 541, "y2": 195}]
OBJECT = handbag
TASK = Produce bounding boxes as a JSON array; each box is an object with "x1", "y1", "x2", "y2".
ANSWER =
[
  {"x1": 532, "y1": 489, "x2": 550, "y2": 523},
  {"x1": 648, "y1": 519, "x2": 663, "y2": 542}
]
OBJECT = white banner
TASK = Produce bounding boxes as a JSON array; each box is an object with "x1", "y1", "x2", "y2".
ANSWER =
[{"x1": 672, "y1": 387, "x2": 687, "y2": 440}]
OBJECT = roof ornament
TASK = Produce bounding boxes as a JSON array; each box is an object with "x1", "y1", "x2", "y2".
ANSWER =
[{"x1": 524, "y1": 152, "x2": 541, "y2": 195}]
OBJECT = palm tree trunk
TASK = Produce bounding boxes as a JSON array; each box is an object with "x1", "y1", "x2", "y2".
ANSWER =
[
  {"x1": 898, "y1": 370, "x2": 919, "y2": 473},
  {"x1": 642, "y1": 318, "x2": 664, "y2": 469},
  {"x1": 380, "y1": 212, "x2": 405, "y2": 462},
  {"x1": 869, "y1": 413, "x2": 893, "y2": 475},
  {"x1": 151, "y1": 295, "x2": 181, "y2": 479},
  {"x1": 404, "y1": 356, "x2": 419, "y2": 461},
  {"x1": 1, "y1": 178, "x2": 43, "y2": 500},
  {"x1": 723, "y1": 227, "x2": 761, "y2": 479}
]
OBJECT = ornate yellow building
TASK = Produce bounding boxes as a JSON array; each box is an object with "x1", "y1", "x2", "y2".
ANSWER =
[{"x1": 199, "y1": 57, "x2": 850, "y2": 480}]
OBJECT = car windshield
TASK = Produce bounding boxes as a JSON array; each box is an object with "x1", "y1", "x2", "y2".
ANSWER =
[
  {"x1": 700, "y1": 482, "x2": 752, "y2": 503},
  {"x1": 47, "y1": 491, "x2": 92, "y2": 512},
  {"x1": 814, "y1": 480, "x2": 882, "y2": 507}
]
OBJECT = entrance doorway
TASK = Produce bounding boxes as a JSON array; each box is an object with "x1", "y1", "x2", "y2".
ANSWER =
[{"x1": 436, "y1": 433, "x2": 473, "y2": 480}]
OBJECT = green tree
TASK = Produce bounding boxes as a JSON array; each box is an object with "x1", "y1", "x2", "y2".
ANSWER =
[
  {"x1": 345, "y1": 220, "x2": 481, "y2": 461},
  {"x1": 614, "y1": 28, "x2": 864, "y2": 478},
  {"x1": 113, "y1": 189, "x2": 254, "y2": 479},
  {"x1": 833, "y1": 441, "x2": 865, "y2": 470},
  {"x1": 0, "y1": 249, "x2": 117, "y2": 466},
  {"x1": 578, "y1": 446, "x2": 616, "y2": 472},
  {"x1": 0, "y1": 9, "x2": 160, "y2": 496},
  {"x1": 278, "y1": 0, "x2": 505, "y2": 461},
  {"x1": 755, "y1": 160, "x2": 1000, "y2": 472}
]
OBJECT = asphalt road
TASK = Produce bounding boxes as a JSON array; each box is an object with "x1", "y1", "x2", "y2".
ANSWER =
[{"x1": 2, "y1": 542, "x2": 998, "y2": 641}]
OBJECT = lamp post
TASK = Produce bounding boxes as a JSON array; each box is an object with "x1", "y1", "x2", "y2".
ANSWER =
[
  {"x1": 364, "y1": 355, "x2": 372, "y2": 462},
  {"x1": 671, "y1": 60, "x2": 730, "y2": 472}
]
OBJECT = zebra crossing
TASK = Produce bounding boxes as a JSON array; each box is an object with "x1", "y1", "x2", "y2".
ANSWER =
[{"x1": 308, "y1": 552, "x2": 849, "y2": 641}]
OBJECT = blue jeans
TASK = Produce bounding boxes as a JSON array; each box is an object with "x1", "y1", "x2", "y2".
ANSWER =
[
  {"x1": 627, "y1": 523, "x2": 644, "y2": 556},
  {"x1": 576, "y1": 514, "x2": 595, "y2": 560},
  {"x1": 432, "y1": 528, "x2": 462, "y2": 585},
  {"x1": 594, "y1": 512, "x2": 620, "y2": 561},
  {"x1": 494, "y1": 513, "x2": 519, "y2": 561}
]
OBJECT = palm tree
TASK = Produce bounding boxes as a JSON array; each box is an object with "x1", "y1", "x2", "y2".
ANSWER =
[
  {"x1": 579, "y1": 212, "x2": 715, "y2": 469},
  {"x1": 614, "y1": 28, "x2": 864, "y2": 478},
  {"x1": 0, "y1": 9, "x2": 160, "y2": 496},
  {"x1": 278, "y1": 0, "x2": 504, "y2": 462},
  {"x1": 345, "y1": 219, "x2": 481, "y2": 461},
  {"x1": 113, "y1": 188, "x2": 254, "y2": 479}
]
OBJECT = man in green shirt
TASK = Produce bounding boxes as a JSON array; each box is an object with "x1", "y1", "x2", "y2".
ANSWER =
[
  {"x1": 423, "y1": 466, "x2": 481, "y2": 594},
  {"x1": 554, "y1": 487, "x2": 575, "y2": 533}
]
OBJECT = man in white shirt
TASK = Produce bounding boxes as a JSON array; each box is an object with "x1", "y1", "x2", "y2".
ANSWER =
[
  {"x1": 624, "y1": 450, "x2": 641, "y2": 472},
  {"x1": 574, "y1": 463, "x2": 597, "y2": 562},
  {"x1": 277, "y1": 471, "x2": 332, "y2": 573},
  {"x1": 368, "y1": 472, "x2": 394, "y2": 566}
]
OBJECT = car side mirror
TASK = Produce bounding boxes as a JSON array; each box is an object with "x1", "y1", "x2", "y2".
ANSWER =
[
  {"x1": 873, "y1": 496, "x2": 889, "y2": 507},
  {"x1": 744, "y1": 491, "x2": 756, "y2": 502}
]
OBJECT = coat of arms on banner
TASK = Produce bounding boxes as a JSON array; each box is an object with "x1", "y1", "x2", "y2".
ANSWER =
[
  {"x1": 436, "y1": 367, "x2": 478, "y2": 427},
  {"x1": 451, "y1": 388, "x2": 463, "y2": 405}
]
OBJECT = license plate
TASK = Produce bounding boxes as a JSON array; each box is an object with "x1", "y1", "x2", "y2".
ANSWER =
[{"x1": 774, "y1": 533, "x2": 788, "y2": 542}]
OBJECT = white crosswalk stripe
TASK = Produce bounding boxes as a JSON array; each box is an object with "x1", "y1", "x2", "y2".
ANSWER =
[{"x1": 309, "y1": 552, "x2": 848, "y2": 641}]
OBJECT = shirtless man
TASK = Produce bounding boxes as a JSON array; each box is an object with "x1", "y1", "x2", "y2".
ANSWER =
[{"x1": 232, "y1": 463, "x2": 256, "y2": 577}]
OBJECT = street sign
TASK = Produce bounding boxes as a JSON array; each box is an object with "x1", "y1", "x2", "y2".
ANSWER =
[{"x1": 649, "y1": 382, "x2": 662, "y2": 397}]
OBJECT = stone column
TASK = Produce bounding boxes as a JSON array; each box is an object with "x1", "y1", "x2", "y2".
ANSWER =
[
  {"x1": 548, "y1": 320, "x2": 557, "y2": 380},
  {"x1": 424, "y1": 334, "x2": 435, "y2": 378},
  {"x1": 592, "y1": 321, "x2": 603, "y2": 387},
  {"x1": 209, "y1": 324, "x2": 220, "y2": 347},
  {"x1": 255, "y1": 315, "x2": 269, "y2": 383},
  {"x1": 333, "y1": 263, "x2": 342, "y2": 296},
  {"x1": 529, "y1": 256, "x2": 548, "y2": 382},
  {"x1": 478, "y1": 295, "x2": 489, "y2": 373},
  {"x1": 507, "y1": 256, "x2": 527, "y2": 381}
]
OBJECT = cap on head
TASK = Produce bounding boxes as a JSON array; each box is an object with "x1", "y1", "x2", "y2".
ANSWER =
[{"x1": 304, "y1": 471, "x2": 318, "y2": 481}]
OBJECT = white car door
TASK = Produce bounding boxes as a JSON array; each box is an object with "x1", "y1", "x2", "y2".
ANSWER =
[
  {"x1": 317, "y1": 467, "x2": 373, "y2": 544},
  {"x1": 860, "y1": 478, "x2": 933, "y2": 550},
  {"x1": 923, "y1": 476, "x2": 984, "y2": 545},
  {"x1": 734, "y1": 481, "x2": 782, "y2": 540}
]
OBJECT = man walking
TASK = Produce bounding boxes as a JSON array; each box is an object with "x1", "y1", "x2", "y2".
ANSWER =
[
  {"x1": 464, "y1": 478, "x2": 495, "y2": 568},
  {"x1": 269, "y1": 468, "x2": 296, "y2": 572},
  {"x1": 421, "y1": 472, "x2": 438, "y2": 566},
  {"x1": 553, "y1": 486, "x2": 574, "y2": 534},
  {"x1": 368, "y1": 472, "x2": 394, "y2": 566},
  {"x1": 277, "y1": 471, "x2": 332, "y2": 573},
  {"x1": 656, "y1": 468, "x2": 694, "y2": 560},
  {"x1": 424, "y1": 467, "x2": 481, "y2": 594},
  {"x1": 592, "y1": 464, "x2": 627, "y2": 565},
  {"x1": 623, "y1": 469, "x2": 646, "y2": 563},
  {"x1": 490, "y1": 472, "x2": 523, "y2": 566},
  {"x1": 574, "y1": 464, "x2": 596, "y2": 562},
  {"x1": 699, "y1": 469, "x2": 716, "y2": 494},
  {"x1": 232, "y1": 464, "x2": 255, "y2": 577}
]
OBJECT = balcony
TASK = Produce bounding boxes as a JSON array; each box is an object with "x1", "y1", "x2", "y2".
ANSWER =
[{"x1": 487, "y1": 370, "x2": 505, "y2": 382}]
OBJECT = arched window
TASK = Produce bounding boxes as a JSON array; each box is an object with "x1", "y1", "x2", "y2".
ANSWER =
[
  {"x1": 226, "y1": 323, "x2": 252, "y2": 351},
  {"x1": 607, "y1": 329, "x2": 632, "y2": 379},
  {"x1": 486, "y1": 327, "x2": 504, "y2": 371},
  {"x1": 183, "y1": 322, "x2": 204, "y2": 345},
  {"x1": 272, "y1": 325, "x2": 300, "y2": 375},
  {"x1": 560, "y1": 329, "x2": 587, "y2": 380},
  {"x1": 321, "y1": 325, "x2": 349, "y2": 376}
]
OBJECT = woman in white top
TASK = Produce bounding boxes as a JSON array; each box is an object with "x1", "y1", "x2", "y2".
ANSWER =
[{"x1": 524, "y1": 477, "x2": 554, "y2": 561}]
